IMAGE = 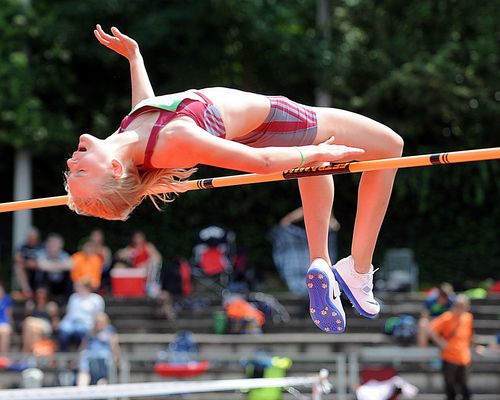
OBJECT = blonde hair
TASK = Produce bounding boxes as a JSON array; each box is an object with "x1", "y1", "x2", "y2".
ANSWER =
[{"x1": 65, "y1": 162, "x2": 196, "y2": 221}]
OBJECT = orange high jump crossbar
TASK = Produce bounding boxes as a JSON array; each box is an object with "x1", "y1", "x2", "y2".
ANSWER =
[{"x1": 0, "y1": 147, "x2": 499, "y2": 213}]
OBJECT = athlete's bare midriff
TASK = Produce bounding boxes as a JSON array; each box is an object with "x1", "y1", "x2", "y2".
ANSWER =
[
  {"x1": 196, "y1": 87, "x2": 271, "y2": 140},
  {"x1": 114, "y1": 88, "x2": 274, "y2": 168}
]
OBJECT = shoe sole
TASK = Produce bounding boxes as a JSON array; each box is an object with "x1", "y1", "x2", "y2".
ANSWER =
[
  {"x1": 333, "y1": 269, "x2": 378, "y2": 319},
  {"x1": 306, "y1": 265, "x2": 345, "y2": 334}
]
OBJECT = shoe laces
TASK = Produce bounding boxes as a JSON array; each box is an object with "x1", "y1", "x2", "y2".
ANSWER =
[{"x1": 356, "y1": 267, "x2": 379, "y2": 291}]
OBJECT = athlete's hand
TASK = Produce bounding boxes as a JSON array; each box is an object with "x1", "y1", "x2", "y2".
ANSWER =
[
  {"x1": 316, "y1": 136, "x2": 365, "y2": 162},
  {"x1": 94, "y1": 24, "x2": 140, "y2": 60}
]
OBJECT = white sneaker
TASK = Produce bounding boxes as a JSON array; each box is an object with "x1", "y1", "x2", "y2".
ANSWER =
[
  {"x1": 306, "y1": 258, "x2": 346, "y2": 333},
  {"x1": 333, "y1": 255, "x2": 380, "y2": 318}
]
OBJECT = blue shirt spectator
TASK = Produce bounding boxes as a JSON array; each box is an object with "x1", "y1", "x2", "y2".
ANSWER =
[
  {"x1": 77, "y1": 312, "x2": 120, "y2": 386},
  {"x1": 13, "y1": 227, "x2": 42, "y2": 297},
  {"x1": 0, "y1": 283, "x2": 13, "y2": 352},
  {"x1": 37, "y1": 233, "x2": 73, "y2": 297},
  {"x1": 0, "y1": 291, "x2": 13, "y2": 325},
  {"x1": 58, "y1": 280, "x2": 105, "y2": 351}
]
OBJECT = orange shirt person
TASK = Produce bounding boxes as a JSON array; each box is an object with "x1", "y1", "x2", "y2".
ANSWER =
[
  {"x1": 71, "y1": 242, "x2": 104, "y2": 290},
  {"x1": 428, "y1": 294, "x2": 473, "y2": 400}
]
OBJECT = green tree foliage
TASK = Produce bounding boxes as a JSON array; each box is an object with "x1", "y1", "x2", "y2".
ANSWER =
[
  {"x1": 326, "y1": 0, "x2": 499, "y2": 283},
  {"x1": 0, "y1": 0, "x2": 77, "y2": 151},
  {"x1": 0, "y1": 0, "x2": 498, "y2": 286}
]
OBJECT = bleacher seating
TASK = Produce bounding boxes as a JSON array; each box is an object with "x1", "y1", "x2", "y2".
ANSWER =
[{"x1": 3, "y1": 291, "x2": 500, "y2": 399}]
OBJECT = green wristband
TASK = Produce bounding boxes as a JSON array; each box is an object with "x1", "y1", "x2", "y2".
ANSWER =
[{"x1": 295, "y1": 147, "x2": 306, "y2": 167}]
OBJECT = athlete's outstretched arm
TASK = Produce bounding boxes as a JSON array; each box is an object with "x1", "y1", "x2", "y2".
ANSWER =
[
  {"x1": 94, "y1": 24, "x2": 154, "y2": 108},
  {"x1": 160, "y1": 119, "x2": 365, "y2": 174}
]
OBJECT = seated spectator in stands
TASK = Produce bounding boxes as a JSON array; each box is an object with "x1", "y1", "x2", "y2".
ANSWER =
[
  {"x1": 87, "y1": 229, "x2": 112, "y2": 271},
  {"x1": 71, "y1": 241, "x2": 104, "y2": 290},
  {"x1": 0, "y1": 283, "x2": 13, "y2": 353},
  {"x1": 77, "y1": 312, "x2": 120, "y2": 386},
  {"x1": 13, "y1": 227, "x2": 42, "y2": 298},
  {"x1": 37, "y1": 233, "x2": 73, "y2": 298},
  {"x1": 114, "y1": 230, "x2": 162, "y2": 269},
  {"x1": 22, "y1": 286, "x2": 60, "y2": 353},
  {"x1": 114, "y1": 230, "x2": 162, "y2": 297},
  {"x1": 418, "y1": 282, "x2": 455, "y2": 347},
  {"x1": 58, "y1": 279, "x2": 105, "y2": 351},
  {"x1": 88, "y1": 229, "x2": 113, "y2": 291}
]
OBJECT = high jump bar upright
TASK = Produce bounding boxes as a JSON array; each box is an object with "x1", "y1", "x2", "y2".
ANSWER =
[{"x1": 0, "y1": 147, "x2": 499, "y2": 213}]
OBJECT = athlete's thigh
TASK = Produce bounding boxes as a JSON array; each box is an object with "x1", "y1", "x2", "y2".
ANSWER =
[{"x1": 313, "y1": 107, "x2": 402, "y2": 159}]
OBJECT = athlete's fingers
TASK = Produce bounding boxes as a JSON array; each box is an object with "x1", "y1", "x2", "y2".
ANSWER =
[
  {"x1": 111, "y1": 26, "x2": 127, "y2": 39},
  {"x1": 94, "y1": 29, "x2": 111, "y2": 46},
  {"x1": 111, "y1": 27, "x2": 137, "y2": 46},
  {"x1": 94, "y1": 27, "x2": 114, "y2": 47},
  {"x1": 344, "y1": 147, "x2": 364, "y2": 154},
  {"x1": 96, "y1": 24, "x2": 114, "y2": 41},
  {"x1": 329, "y1": 145, "x2": 364, "y2": 160}
]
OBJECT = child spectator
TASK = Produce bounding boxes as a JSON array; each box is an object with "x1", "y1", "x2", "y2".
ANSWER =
[
  {"x1": 58, "y1": 279, "x2": 105, "y2": 351},
  {"x1": 71, "y1": 242, "x2": 104, "y2": 290},
  {"x1": 13, "y1": 227, "x2": 42, "y2": 298},
  {"x1": 37, "y1": 233, "x2": 73, "y2": 297},
  {"x1": 77, "y1": 312, "x2": 120, "y2": 386},
  {"x1": 0, "y1": 283, "x2": 13, "y2": 353},
  {"x1": 22, "y1": 286, "x2": 60, "y2": 353}
]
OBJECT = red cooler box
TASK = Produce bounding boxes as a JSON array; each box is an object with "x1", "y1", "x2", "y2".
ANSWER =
[{"x1": 111, "y1": 267, "x2": 147, "y2": 297}]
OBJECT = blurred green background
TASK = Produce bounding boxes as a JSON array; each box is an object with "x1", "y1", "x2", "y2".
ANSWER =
[{"x1": 0, "y1": 0, "x2": 498, "y2": 288}]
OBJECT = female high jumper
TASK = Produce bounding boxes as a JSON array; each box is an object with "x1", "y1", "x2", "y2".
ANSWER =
[{"x1": 65, "y1": 25, "x2": 404, "y2": 333}]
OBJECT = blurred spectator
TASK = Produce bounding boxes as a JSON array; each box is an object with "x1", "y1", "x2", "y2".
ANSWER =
[
  {"x1": 58, "y1": 279, "x2": 105, "y2": 351},
  {"x1": 87, "y1": 229, "x2": 112, "y2": 271},
  {"x1": 13, "y1": 227, "x2": 42, "y2": 298},
  {"x1": 280, "y1": 206, "x2": 341, "y2": 231},
  {"x1": 0, "y1": 283, "x2": 13, "y2": 353},
  {"x1": 158, "y1": 257, "x2": 194, "y2": 320},
  {"x1": 71, "y1": 242, "x2": 104, "y2": 290},
  {"x1": 88, "y1": 229, "x2": 113, "y2": 292},
  {"x1": 37, "y1": 233, "x2": 73, "y2": 297},
  {"x1": 77, "y1": 312, "x2": 120, "y2": 386},
  {"x1": 267, "y1": 207, "x2": 339, "y2": 295},
  {"x1": 21, "y1": 286, "x2": 60, "y2": 353},
  {"x1": 114, "y1": 231, "x2": 162, "y2": 296},
  {"x1": 427, "y1": 294, "x2": 474, "y2": 400},
  {"x1": 115, "y1": 230, "x2": 162, "y2": 269},
  {"x1": 418, "y1": 283, "x2": 455, "y2": 348}
]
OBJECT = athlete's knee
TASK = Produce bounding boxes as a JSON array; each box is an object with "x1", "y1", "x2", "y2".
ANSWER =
[{"x1": 381, "y1": 127, "x2": 404, "y2": 158}]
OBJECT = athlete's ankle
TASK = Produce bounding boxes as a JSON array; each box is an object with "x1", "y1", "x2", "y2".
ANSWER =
[{"x1": 350, "y1": 255, "x2": 372, "y2": 274}]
